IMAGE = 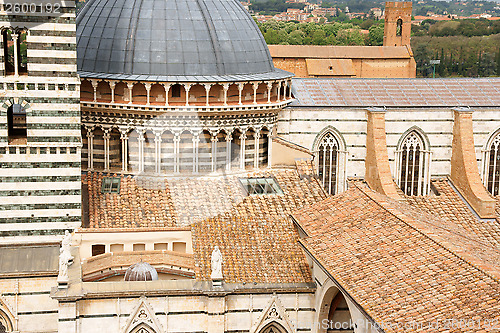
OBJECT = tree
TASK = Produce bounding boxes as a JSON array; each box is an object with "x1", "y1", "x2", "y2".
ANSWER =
[{"x1": 367, "y1": 23, "x2": 384, "y2": 46}]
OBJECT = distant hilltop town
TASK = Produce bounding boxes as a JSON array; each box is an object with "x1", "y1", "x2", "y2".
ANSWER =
[{"x1": 242, "y1": 0, "x2": 500, "y2": 24}]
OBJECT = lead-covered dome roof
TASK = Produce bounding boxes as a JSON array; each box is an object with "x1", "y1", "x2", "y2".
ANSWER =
[{"x1": 76, "y1": 0, "x2": 291, "y2": 82}]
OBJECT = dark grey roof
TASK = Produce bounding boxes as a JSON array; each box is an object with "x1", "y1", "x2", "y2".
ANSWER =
[
  {"x1": 291, "y1": 78, "x2": 500, "y2": 107},
  {"x1": 0, "y1": 245, "x2": 59, "y2": 276},
  {"x1": 76, "y1": 0, "x2": 289, "y2": 82}
]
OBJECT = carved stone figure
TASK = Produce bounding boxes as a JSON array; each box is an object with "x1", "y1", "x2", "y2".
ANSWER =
[
  {"x1": 211, "y1": 246, "x2": 223, "y2": 281},
  {"x1": 58, "y1": 231, "x2": 74, "y2": 285},
  {"x1": 61, "y1": 230, "x2": 74, "y2": 263},
  {"x1": 57, "y1": 248, "x2": 69, "y2": 283}
]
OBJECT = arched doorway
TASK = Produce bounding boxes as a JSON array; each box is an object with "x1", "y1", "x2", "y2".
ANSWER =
[
  {"x1": 0, "y1": 309, "x2": 13, "y2": 333},
  {"x1": 317, "y1": 286, "x2": 354, "y2": 333}
]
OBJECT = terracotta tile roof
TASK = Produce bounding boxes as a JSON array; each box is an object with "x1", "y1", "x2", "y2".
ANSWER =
[
  {"x1": 294, "y1": 182, "x2": 500, "y2": 331},
  {"x1": 406, "y1": 178, "x2": 500, "y2": 249},
  {"x1": 83, "y1": 168, "x2": 327, "y2": 283},
  {"x1": 191, "y1": 168, "x2": 327, "y2": 283},
  {"x1": 496, "y1": 196, "x2": 500, "y2": 222},
  {"x1": 291, "y1": 78, "x2": 500, "y2": 107}
]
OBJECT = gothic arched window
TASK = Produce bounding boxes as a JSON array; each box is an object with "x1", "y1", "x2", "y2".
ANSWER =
[
  {"x1": 483, "y1": 132, "x2": 500, "y2": 196},
  {"x1": 317, "y1": 131, "x2": 340, "y2": 195},
  {"x1": 394, "y1": 131, "x2": 431, "y2": 196}
]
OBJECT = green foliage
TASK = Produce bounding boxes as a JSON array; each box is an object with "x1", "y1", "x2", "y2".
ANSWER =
[
  {"x1": 412, "y1": 34, "x2": 500, "y2": 77},
  {"x1": 367, "y1": 23, "x2": 384, "y2": 46},
  {"x1": 258, "y1": 21, "x2": 364, "y2": 46},
  {"x1": 427, "y1": 19, "x2": 500, "y2": 37}
]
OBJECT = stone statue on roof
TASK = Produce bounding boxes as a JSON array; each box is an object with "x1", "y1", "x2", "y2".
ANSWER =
[
  {"x1": 61, "y1": 230, "x2": 74, "y2": 263},
  {"x1": 211, "y1": 246, "x2": 223, "y2": 282},
  {"x1": 58, "y1": 230, "x2": 74, "y2": 286}
]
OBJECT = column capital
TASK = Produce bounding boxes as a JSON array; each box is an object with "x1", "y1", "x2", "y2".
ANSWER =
[
  {"x1": 144, "y1": 82, "x2": 152, "y2": 90},
  {"x1": 126, "y1": 82, "x2": 135, "y2": 89},
  {"x1": 90, "y1": 79, "x2": 99, "y2": 88},
  {"x1": 108, "y1": 80, "x2": 117, "y2": 89}
]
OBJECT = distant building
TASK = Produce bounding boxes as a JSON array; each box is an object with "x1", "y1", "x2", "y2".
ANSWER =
[{"x1": 269, "y1": 2, "x2": 416, "y2": 78}]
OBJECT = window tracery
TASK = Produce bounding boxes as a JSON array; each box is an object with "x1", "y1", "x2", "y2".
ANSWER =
[
  {"x1": 317, "y1": 132, "x2": 339, "y2": 195},
  {"x1": 395, "y1": 131, "x2": 431, "y2": 196},
  {"x1": 483, "y1": 132, "x2": 500, "y2": 196}
]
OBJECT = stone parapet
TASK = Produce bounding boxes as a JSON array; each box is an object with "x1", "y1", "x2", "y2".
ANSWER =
[{"x1": 82, "y1": 250, "x2": 195, "y2": 281}]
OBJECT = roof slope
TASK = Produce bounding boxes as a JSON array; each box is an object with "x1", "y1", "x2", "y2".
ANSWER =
[
  {"x1": 84, "y1": 167, "x2": 325, "y2": 228},
  {"x1": 291, "y1": 78, "x2": 500, "y2": 107},
  {"x1": 83, "y1": 165, "x2": 326, "y2": 283},
  {"x1": 294, "y1": 182, "x2": 500, "y2": 332},
  {"x1": 406, "y1": 179, "x2": 500, "y2": 249}
]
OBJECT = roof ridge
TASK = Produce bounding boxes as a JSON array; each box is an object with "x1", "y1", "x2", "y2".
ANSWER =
[{"x1": 353, "y1": 182, "x2": 500, "y2": 282}]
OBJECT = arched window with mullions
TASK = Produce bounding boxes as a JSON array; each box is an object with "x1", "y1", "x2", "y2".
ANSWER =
[
  {"x1": 394, "y1": 130, "x2": 431, "y2": 196},
  {"x1": 2, "y1": 28, "x2": 27, "y2": 76},
  {"x1": 482, "y1": 131, "x2": 500, "y2": 196},
  {"x1": 314, "y1": 128, "x2": 347, "y2": 195}
]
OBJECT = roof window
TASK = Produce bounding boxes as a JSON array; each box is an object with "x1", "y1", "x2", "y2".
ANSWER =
[
  {"x1": 101, "y1": 177, "x2": 121, "y2": 194},
  {"x1": 239, "y1": 177, "x2": 283, "y2": 196}
]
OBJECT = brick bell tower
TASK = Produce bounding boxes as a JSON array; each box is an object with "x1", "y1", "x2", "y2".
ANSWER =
[
  {"x1": 0, "y1": 1, "x2": 81, "y2": 244},
  {"x1": 383, "y1": 1, "x2": 412, "y2": 47}
]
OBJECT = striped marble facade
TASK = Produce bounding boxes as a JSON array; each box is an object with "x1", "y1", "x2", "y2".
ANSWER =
[{"x1": 0, "y1": 1, "x2": 81, "y2": 242}]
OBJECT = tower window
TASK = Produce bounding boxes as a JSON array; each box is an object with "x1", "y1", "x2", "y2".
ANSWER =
[
  {"x1": 396, "y1": 19, "x2": 403, "y2": 36},
  {"x1": 171, "y1": 84, "x2": 181, "y2": 98},
  {"x1": 2, "y1": 29, "x2": 27, "y2": 76},
  {"x1": 7, "y1": 103, "x2": 27, "y2": 143},
  {"x1": 484, "y1": 132, "x2": 500, "y2": 196},
  {"x1": 317, "y1": 132, "x2": 339, "y2": 195},
  {"x1": 395, "y1": 131, "x2": 431, "y2": 196}
]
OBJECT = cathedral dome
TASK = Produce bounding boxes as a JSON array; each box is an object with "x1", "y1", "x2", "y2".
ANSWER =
[
  {"x1": 124, "y1": 261, "x2": 158, "y2": 281},
  {"x1": 76, "y1": 0, "x2": 290, "y2": 81}
]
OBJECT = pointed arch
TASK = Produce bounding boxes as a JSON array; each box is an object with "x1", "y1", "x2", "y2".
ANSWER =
[
  {"x1": 251, "y1": 296, "x2": 294, "y2": 333},
  {"x1": 124, "y1": 296, "x2": 163, "y2": 333},
  {"x1": 129, "y1": 323, "x2": 156, "y2": 333},
  {"x1": 0, "y1": 300, "x2": 15, "y2": 332},
  {"x1": 396, "y1": 126, "x2": 430, "y2": 151},
  {"x1": 482, "y1": 128, "x2": 500, "y2": 196},
  {"x1": 394, "y1": 127, "x2": 431, "y2": 196},
  {"x1": 312, "y1": 126, "x2": 347, "y2": 195}
]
